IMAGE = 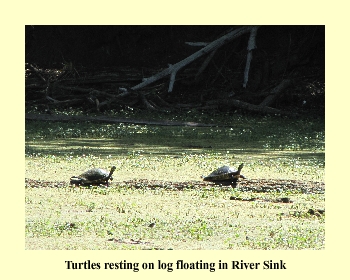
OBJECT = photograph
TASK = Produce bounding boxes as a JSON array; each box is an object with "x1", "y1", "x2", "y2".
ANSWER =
[{"x1": 25, "y1": 25, "x2": 325, "y2": 251}]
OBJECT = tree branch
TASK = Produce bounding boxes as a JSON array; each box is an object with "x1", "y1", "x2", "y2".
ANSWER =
[
  {"x1": 243, "y1": 26, "x2": 259, "y2": 88},
  {"x1": 118, "y1": 26, "x2": 257, "y2": 96}
]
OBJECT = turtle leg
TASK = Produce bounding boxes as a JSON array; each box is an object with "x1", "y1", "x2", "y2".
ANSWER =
[
  {"x1": 105, "y1": 178, "x2": 111, "y2": 187},
  {"x1": 231, "y1": 180, "x2": 238, "y2": 187}
]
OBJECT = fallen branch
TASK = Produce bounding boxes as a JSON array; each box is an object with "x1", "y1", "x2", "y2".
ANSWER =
[
  {"x1": 139, "y1": 93, "x2": 157, "y2": 110},
  {"x1": 260, "y1": 79, "x2": 292, "y2": 107},
  {"x1": 195, "y1": 48, "x2": 218, "y2": 82},
  {"x1": 118, "y1": 26, "x2": 257, "y2": 95},
  {"x1": 26, "y1": 63, "x2": 47, "y2": 83},
  {"x1": 206, "y1": 98, "x2": 297, "y2": 116},
  {"x1": 243, "y1": 26, "x2": 259, "y2": 88},
  {"x1": 44, "y1": 98, "x2": 85, "y2": 107},
  {"x1": 25, "y1": 113, "x2": 220, "y2": 127}
]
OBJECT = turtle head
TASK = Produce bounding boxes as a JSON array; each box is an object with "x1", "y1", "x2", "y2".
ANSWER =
[
  {"x1": 107, "y1": 166, "x2": 116, "y2": 179},
  {"x1": 232, "y1": 164, "x2": 245, "y2": 181}
]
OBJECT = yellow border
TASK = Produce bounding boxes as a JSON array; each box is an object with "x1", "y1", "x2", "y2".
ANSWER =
[{"x1": 1, "y1": 1, "x2": 347, "y2": 279}]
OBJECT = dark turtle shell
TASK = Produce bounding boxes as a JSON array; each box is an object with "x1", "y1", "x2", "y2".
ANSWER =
[
  {"x1": 203, "y1": 163, "x2": 245, "y2": 185},
  {"x1": 70, "y1": 166, "x2": 116, "y2": 186}
]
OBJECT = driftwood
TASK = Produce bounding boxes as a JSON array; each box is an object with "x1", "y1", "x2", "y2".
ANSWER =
[
  {"x1": 26, "y1": 70, "x2": 295, "y2": 116},
  {"x1": 205, "y1": 79, "x2": 296, "y2": 117},
  {"x1": 118, "y1": 26, "x2": 259, "y2": 96},
  {"x1": 25, "y1": 26, "x2": 300, "y2": 117}
]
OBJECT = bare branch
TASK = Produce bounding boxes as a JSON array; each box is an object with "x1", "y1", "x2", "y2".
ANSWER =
[
  {"x1": 118, "y1": 26, "x2": 256, "y2": 96},
  {"x1": 185, "y1": 42, "x2": 209, "y2": 47},
  {"x1": 243, "y1": 26, "x2": 259, "y2": 88}
]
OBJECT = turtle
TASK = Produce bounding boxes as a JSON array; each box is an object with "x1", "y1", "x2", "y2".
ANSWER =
[
  {"x1": 70, "y1": 166, "x2": 116, "y2": 187},
  {"x1": 203, "y1": 163, "x2": 245, "y2": 186}
]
